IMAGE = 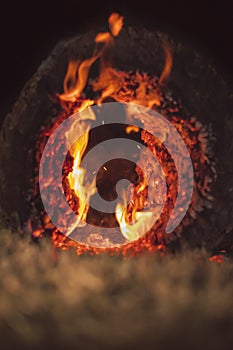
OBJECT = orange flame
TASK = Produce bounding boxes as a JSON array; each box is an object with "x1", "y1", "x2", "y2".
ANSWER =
[
  {"x1": 65, "y1": 108, "x2": 97, "y2": 234},
  {"x1": 59, "y1": 13, "x2": 124, "y2": 103},
  {"x1": 59, "y1": 13, "x2": 172, "y2": 106},
  {"x1": 115, "y1": 190, "x2": 154, "y2": 241},
  {"x1": 159, "y1": 42, "x2": 173, "y2": 87},
  {"x1": 108, "y1": 13, "x2": 124, "y2": 37}
]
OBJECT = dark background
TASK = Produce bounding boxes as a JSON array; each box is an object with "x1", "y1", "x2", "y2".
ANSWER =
[{"x1": 0, "y1": 0, "x2": 232, "y2": 121}]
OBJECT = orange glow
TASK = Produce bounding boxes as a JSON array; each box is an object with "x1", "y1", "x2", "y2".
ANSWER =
[
  {"x1": 59, "y1": 13, "x2": 124, "y2": 103},
  {"x1": 159, "y1": 42, "x2": 173, "y2": 87}
]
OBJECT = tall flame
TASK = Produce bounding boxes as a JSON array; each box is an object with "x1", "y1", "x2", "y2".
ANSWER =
[
  {"x1": 59, "y1": 13, "x2": 124, "y2": 102},
  {"x1": 65, "y1": 108, "x2": 96, "y2": 233},
  {"x1": 159, "y1": 42, "x2": 173, "y2": 87}
]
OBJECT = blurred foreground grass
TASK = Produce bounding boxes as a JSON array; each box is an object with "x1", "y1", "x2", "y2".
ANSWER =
[{"x1": 0, "y1": 227, "x2": 233, "y2": 350}]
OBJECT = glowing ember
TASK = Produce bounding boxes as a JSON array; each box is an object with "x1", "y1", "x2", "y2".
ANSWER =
[
  {"x1": 209, "y1": 255, "x2": 225, "y2": 264},
  {"x1": 29, "y1": 13, "x2": 215, "y2": 256}
]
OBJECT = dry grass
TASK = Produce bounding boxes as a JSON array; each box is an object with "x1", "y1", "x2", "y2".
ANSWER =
[{"x1": 0, "y1": 227, "x2": 233, "y2": 350}]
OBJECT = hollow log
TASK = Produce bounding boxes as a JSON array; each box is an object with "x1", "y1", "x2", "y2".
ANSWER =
[{"x1": 0, "y1": 26, "x2": 232, "y2": 254}]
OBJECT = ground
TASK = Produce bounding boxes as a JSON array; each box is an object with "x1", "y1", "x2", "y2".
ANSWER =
[{"x1": 0, "y1": 227, "x2": 233, "y2": 350}]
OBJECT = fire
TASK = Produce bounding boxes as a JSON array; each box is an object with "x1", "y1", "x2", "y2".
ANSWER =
[
  {"x1": 108, "y1": 13, "x2": 124, "y2": 37},
  {"x1": 65, "y1": 108, "x2": 96, "y2": 234},
  {"x1": 116, "y1": 195, "x2": 154, "y2": 241},
  {"x1": 59, "y1": 13, "x2": 124, "y2": 103},
  {"x1": 31, "y1": 13, "x2": 215, "y2": 256},
  {"x1": 159, "y1": 42, "x2": 173, "y2": 87},
  {"x1": 59, "y1": 12, "x2": 167, "y2": 242}
]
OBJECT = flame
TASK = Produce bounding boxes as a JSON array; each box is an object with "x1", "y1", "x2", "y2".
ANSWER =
[
  {"x1": 159, "y1": 42, "x2": 173, "y2": 87},
  {"x1": 115, "y1": 189, "x2": 154, "y2": 241},
  {"x1": 59, "y1": 12, "x2": 172, "y2": 107},
  {"x1": 59, "y1": 55, "x2": 100, "y2": 102},
  {"x1": 59, "y1": 12, "x2": 164, "y2": 241},
  {"x1": 65, "y1": 108, "x2": 96, "y2": 233},
  {"x1": 108, "y1": 13, "x2": 124, "y2": 37},
  {"x1": 59, "y1": 13, "x2": 124, "y2": 103}
]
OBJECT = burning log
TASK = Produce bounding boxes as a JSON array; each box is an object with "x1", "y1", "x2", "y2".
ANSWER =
[{"x1": 0, "y1": 14, "x2": 233, "y2": 257}]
